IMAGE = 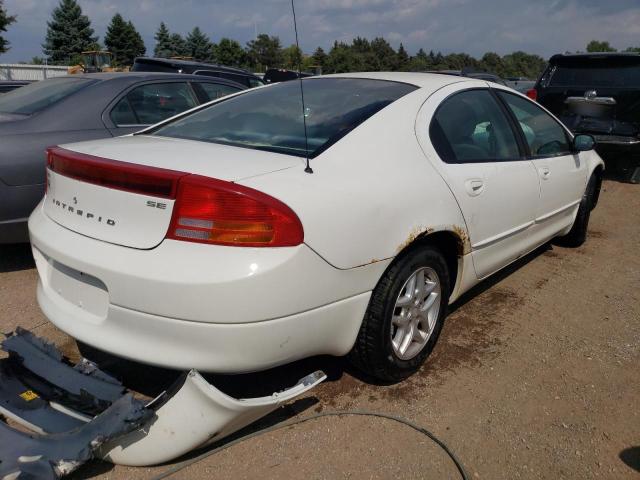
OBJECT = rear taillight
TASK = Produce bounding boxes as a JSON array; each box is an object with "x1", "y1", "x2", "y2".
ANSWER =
[
  {"x1": 167, "y1": 175, "x2": 303, "y2": 247},
  {"x1": 46, "y1": 147, "x2": 185, "y2": 199},
  {"x1": 526, "y1": 88, "x2": 538, "y2": 101},
  {"x1": 46, "y1": 147, "x2": 303, "y2": 247}
]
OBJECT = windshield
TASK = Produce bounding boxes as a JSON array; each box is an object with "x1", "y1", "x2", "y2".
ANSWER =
[
  {"x1": 549, "y1": 57, "x2": 640, "y2": 88},
  {"x1": 0, "y1": 77, "x2": 94, "y2": 115},
  {"x1": 152, "y1": 78, "x2": 417, "y2": 157}
]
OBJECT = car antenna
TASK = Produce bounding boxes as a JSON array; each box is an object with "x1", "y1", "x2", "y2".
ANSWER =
[{"x1": 291, "y1": 0, "x2": 313, "y2": 174}]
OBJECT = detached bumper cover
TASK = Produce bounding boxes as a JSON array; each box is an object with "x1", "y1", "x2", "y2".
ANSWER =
[{"x1": 0, "y1": 329, "x2": 325, "y2": 477}]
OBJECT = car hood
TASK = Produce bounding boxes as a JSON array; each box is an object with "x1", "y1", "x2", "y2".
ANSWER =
[{"x1": 61, "y1": 134, "x2": 304, "y2": 182}]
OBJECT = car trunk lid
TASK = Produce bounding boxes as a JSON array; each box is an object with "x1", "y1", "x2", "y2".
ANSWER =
[{"x1": 43, "y1": 136, "x2": 302, "y2": 249}]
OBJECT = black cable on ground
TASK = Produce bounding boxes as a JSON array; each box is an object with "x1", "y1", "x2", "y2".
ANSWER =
[{"x1": 151, "y1": 410, "x2": 470, "y2": 480}]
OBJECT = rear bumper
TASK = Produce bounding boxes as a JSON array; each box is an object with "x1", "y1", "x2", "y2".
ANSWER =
[
  {"x1": 36, "y1": 275, "x2": 370, "y2": 372},
  {"x1": 29, "y1": 202, "x2": 384, "y2": 372}
]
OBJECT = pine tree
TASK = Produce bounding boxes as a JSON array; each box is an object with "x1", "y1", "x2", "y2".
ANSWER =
[
  {"x1": 0, "y1": 0, "x2": 16, "y2": 55},
  {"x1": 42, "y1": 0, "x2": 98, "y2": 65},
  {"x1": 127, "y1": 21, "x2": 146, "y2": 61},
  {"x1": 311, "y1": 47, "x2": 327, "y2": 72},
  {"x1": 246, "y1": 34, "x2": 283, "y2": 70},
  {"x1": 170, "y1": 33, "x2": 188, "y2": 57},
  {"x1": 185, "y1": 26, "x2": 212, "y2": 62},
  {"x1": 213, "y1": 38, "x2": 246, "y2": 67},
  {"x1": 396, "y1": 43, "x2": 409, "y2": 71},
  {"x1": 104, "y1": 14, "x2": 146, "y2": 66},
  {"x1": 154, "y1": 22, "x2": 172, "y2": 58},
  {"x1": 104, "y1": 13, "x2": 127, "y2": 65}
]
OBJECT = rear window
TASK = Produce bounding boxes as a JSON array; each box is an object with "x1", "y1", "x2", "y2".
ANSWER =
[
  {"x1": 0, "y1": 77, "x2": 93, "y2": 115},
  {"x1": 152, "y1": 78, "x2": 417, "y2": 157},
  {"x1": 548, "y1": 57, "x2": 640, "y2": 88}
]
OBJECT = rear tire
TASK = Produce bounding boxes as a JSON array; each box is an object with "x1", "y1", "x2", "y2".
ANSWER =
[
  {"x1": 555, "y1": 174, "x2": 597, "y2": 248},
  {"x1": 349, "y1": 245, "x2": 450, "y2": 382}
]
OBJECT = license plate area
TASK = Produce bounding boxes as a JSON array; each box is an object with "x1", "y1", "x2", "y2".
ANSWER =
[{"x1": 41, "y1": 253, "x2": 109, "y2": 319}]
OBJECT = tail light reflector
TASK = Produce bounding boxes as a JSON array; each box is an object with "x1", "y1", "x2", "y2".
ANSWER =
[
  {"x1": 167, "y1": 175, "x2": 303, "y2": 247},
  {"x1": 526, "y1": 88, "x2": 538, "y2": 101}
]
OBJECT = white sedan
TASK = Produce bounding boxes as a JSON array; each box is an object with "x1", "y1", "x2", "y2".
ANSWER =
[{"x1": 29, "y1": 72, "x2": 604, "y2": 382}]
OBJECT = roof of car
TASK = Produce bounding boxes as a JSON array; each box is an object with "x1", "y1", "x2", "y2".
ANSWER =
[
  {"x1": 318, "y1": 72, "x2": 475, "y2": 89},
  {"x1": 71, "y1": 72, "x2": 216, "y2": 81},
  {"x1": 0, "y1": 80, "x2": 32, "y2": 85},
  {"x1": 550, "y1": 52, "x2": 640, "y2": 60},
  {"x1": 59, "y1": 72, "x2": 247, "y2": 89},
  {"x1": 133, "y1": 57, "x2": 255, "y2": 76}
]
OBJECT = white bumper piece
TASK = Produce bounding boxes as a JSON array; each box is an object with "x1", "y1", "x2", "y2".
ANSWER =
[{"x1": 102, "y1": 369, "x2": 327, "y2": 466}]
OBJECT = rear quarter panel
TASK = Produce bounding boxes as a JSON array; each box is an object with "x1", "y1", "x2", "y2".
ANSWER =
[{"x1": 238, "y1": 87, "x2": 467, "y2": 270}]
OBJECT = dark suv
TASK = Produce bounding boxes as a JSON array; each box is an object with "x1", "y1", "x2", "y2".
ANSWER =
[
  {"x1": 531, "y1": 53, "x2": 640, "y2": 182},
  {"x1": 132, "y1": 57, "x2": 265, "y2": 89}
]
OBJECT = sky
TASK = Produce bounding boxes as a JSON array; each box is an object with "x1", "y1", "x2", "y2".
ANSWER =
[{"x1": 1, "y1": 0, "x2": 640, "y2": 63}]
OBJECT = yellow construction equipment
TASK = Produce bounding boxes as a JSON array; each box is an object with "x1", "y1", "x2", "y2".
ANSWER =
[{"x1": 68, "y1": 51, "x2": 129, "y2": 74}]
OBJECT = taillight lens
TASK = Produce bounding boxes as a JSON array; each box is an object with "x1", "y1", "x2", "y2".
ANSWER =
[
  {"x1": 526, "y1": 88, "x2": 538, "y2": 101},
  {"x1": 46, "y1": 147, "x2": 185, "y2": 199},
  {"x1": 167, "y1": 174, "x2": 303, "y2": 247}
]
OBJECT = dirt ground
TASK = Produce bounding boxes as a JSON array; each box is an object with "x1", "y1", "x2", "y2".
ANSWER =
[{"x1": 0, "y1": 178, "x2": 638, "y2": 479}]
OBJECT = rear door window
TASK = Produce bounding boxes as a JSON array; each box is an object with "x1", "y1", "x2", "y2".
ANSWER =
[
  {"x1": 197, "y1": 82, "x2": 242, "y2": 102},
  {"x1": 0, "y1": 77, "x2": 94, "y2": 115},
  {"x1": 110, "y1": 82, "x2": 198, "y2": 126},
  {"x1": 430, "y1": 89, "x2": 522, "y2": 163},
  {"x1": 497, "y1": 91, "x2": 572, "y2": 157}
]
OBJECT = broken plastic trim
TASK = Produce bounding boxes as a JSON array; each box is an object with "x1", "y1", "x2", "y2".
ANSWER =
[{"x1": 0, "y1": 329, "x2": 326, "y2": 477}]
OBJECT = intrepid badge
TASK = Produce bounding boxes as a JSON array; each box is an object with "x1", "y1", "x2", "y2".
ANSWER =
[{"x1": 51, "y1": 197, "x2": 116, "y2": 226}]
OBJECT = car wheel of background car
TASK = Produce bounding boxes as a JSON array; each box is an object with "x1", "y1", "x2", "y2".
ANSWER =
[
  {"x1": 554, "y1": 173, "x2": 597, "y2": 248},
  {"x1": 349, "y1": 245, "x2": 450, "y2": 382}
]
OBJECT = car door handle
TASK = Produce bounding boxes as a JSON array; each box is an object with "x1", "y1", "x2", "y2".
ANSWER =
[
  {"x1": 465, "y1": 179, "x2": 485, "y2": 196},
  {"x1": 539, "y1": 167, "x2": 551, "y2": 180}
]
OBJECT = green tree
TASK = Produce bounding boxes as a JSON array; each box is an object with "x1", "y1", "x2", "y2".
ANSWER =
[
  {"x1": 625, "y1": 46, "x2": 640, "y2": 53},
  {"x1": 479, "y1": 52, "x2": 505, "y2": 76},
  {"x1": 42, "y1": 0, "x2": 98, "y2": 65},
  {"x1": 396, "y1": 43, "x2": 409, "y2": 71},
  {"x1": 325, "y1": 41, "x2": 356, "y2": 73},
  {"x1": 31, "y1": 56, "x2": 45, "y2": 65},
  {"x1": 105, "y1": 15, "x2": 145, "y2": 66},
  {"x1": 185, "y1": 26, "x2": 212, "y2": 62},
  {"x1": 586, "y1": 40, "x2": 616, "y2": 52},
  {"x1": 407, "y1": 48, "x2": 430, "y2": 71},
  {"x1": 154, "y1": 22, "x2": 172, "y2": 57},
  {"x1": 502, "y1": 51, "x2": 546, "y2": 78},
  {"x1": 213, "y1": 37, "x2": 246, "y2": 67},
  {"x1": 127, "y1": 21, "x2": 146, "y2": 60},
  {"x1": 246, "y1": 34, "x2": 283, "y2": 70},
  {"x1": 282, "y1": 44, "x2": 303, "y2": 70},
  {"x1": 0, "y1": 0, "x2": 16, "y2": 55},
  {"x1": 169, "y1": 33, "x2": 188, "y2": 57},
  {"x1": 371, "y1": 38, "x2": 397, "y2": 70},
  {"x1": 310, "y1": 46, "x2": 327, "y2": 72}
]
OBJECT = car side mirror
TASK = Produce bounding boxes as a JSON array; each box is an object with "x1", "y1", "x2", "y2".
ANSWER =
[{"x1": 573, "y1": 134, "x2": 595, "y2": 152}]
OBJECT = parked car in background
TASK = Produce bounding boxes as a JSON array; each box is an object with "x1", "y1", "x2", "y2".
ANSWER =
[
  {"x1": 263, "y1": 68, "x2": 314, "y2": 83},
  {"x1": 504, "y1": 77, "x2": 536, "y2": 93},
  {"x1": 132, "y1": 57, "x2": 265, "y2": 88},
  {"x1": 0, "y1": 80, "x2": 31, "y2": 95},
  {"x1": 531, "y1": 53, "x2": 640, "y2": 182},
  {"x1": 30, "y1": 73, "x2": 603, "y2": 383},
  {"x1": 0, "y1": 72, "x2": 246, "y2": 243}
]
